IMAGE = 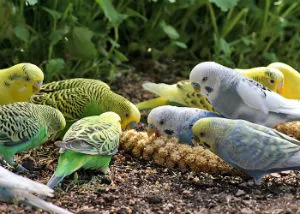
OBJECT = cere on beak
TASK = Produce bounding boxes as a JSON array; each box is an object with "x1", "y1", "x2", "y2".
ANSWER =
[
  {"x1": 32, "y1": 81, "x2": 43, "y2": 92},
  {"x1": 147, "y1": 124, "x2": 161, "y2": 137},
  {"x1": 126, "y1": 121, "x2": 137, "y2": 130},
  {"x1": 191, "y1": 135, "x2": 200, "y2": 146},
  {"x1": 277, "y1": 82, "x2": 283, "y2": 94},
  {"x1": 191, "y1": 82, "x2": 200, "y2": 92}
]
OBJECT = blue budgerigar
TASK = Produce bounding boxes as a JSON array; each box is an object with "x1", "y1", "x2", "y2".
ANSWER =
[
  {"x1": 147, "y1": 105, "x2": 221, "y2": 145},
  {"x1": 189, "y1": 61, "x2": 300, "y2": 127},
  {"x1": 192, "y1": 117, "x2": 300, "y2": 184}
]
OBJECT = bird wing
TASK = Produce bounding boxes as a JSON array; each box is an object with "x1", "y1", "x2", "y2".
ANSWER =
[
  {"x1": 237, "y1": 77, "x2": 300, "y2": 116},
  {"x1": 0, "y1": 166, "x2": 73, "y2": 214},
  {"x1": 30, "y1": 87, "x2": 102, "y2": 121},
  {"x1": 236, "y1": 78, "x2": 269, "y2": 114},
  {"x1": 217, "y1": 127, "x2": 300, "y2": 171},
  {"x1": 58, "y1": 121, "x2": 120, "y2": 155},
  {"x1": 38, "y1": 78, "x2": 109, "y2": 92},
  {"x1": 0, "y1": 116, "x2": 44, "y2": 146}
]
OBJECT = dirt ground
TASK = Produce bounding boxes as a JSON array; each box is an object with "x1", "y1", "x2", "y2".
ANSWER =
[{"x1": 2, "y1": 60, "x2": 300, "y2": 214}]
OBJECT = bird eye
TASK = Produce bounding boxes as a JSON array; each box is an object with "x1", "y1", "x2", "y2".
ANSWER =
[
  {"x1": 202, "y1": 77, "x2": 208, "y2": 82},
  {"x1": 199, "y1": 132, "x2": 205, "y2": 137},
  {"x1": 125, "y1": 113, "x2": 129, "y2": 118},
  {"x1": 159, "y1": 120, "x2": 164, "y2": 125},
  {"x1": 270, "y1": 80, "x2": 275, "y2": 84}
]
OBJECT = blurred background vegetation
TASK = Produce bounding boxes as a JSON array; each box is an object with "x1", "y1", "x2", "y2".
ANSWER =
[{"x1": 0, "y1": 0, "x2": 299, "y2": 82}]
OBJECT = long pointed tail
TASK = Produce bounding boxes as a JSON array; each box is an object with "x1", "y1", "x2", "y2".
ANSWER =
[
  {"x1": 47, "y1": 174, "x2": 65, "y2": 189},
  {"x1": 136, "y1": 97, "x2": 168, "y2": 110},
  {"x1": 19, "y1": 191, "x2": 73, "y2": 214}
]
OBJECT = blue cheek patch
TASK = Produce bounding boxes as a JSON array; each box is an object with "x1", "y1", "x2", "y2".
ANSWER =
[{"x1": 205, "y1": 86, "x2": 213, "y2": 93}]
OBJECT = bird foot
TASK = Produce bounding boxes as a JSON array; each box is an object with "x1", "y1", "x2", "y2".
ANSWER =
[{"x1": 15, "y1": 164, "x2": 29, "y2": 174}]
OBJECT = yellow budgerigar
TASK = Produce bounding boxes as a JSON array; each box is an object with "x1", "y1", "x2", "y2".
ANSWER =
[
  {"x1": 235, "y1": 67, "x2": 284, "y2": 94},
  {"x1": 267, "y1": 62, "x2": 300, "y2": 99},
  {"x1": 0, "y1": 63, "x2": 44, "y2": 105},
  {"x1": 136, "y1": 80, "x2": 218, "y2": 113}
]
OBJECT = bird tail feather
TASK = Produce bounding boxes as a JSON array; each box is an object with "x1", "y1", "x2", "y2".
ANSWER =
[
  {"x1": 46, "y1": 175, "x2": 65, "y2": 190},
  {"x1": 11, "y1": 189, "x2": 73, "y2": 214},
  {"x1": 136, "y1": 97, "x2": 168, "y2": 110}
]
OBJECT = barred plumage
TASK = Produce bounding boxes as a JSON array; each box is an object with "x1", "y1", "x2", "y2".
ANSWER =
[
  {"x1": 0, "y1": 102, "x2": 66, "y2": 170},
  {"x1": 30, "y1": 78, "x2": 140, "y2": 130},
  {"x1": 47, "y1": 112, "x2": 121, "y2": 189}
]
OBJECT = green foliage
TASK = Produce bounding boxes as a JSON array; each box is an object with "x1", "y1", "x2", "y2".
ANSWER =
[{"x1": 0, "y1": 0, "x2": 299, "y2": 81}]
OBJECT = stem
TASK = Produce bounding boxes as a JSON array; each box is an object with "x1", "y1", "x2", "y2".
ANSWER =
[{"x1": 207, "y1": 3, "x2": 219, "y2": 38}]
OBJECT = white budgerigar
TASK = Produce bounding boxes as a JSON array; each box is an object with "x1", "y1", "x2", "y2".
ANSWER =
[
  {"x1": 147, "y1": 105, "x2": 221, "y2": 145},
  {"x1": 189, "y1": 61, "x2": 300, "y2": 127},
  {"x1": 0, "y1": 166, "x2": 72, "y2": 214}
]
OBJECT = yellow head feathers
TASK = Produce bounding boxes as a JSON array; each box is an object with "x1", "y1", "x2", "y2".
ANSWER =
[{"x1": 0, "y1": 63, "x2": 44, "y2": 104}]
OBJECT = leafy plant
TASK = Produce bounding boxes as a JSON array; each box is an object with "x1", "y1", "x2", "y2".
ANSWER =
[{"x1": 0, "y1": 0, "x2": 299, "y2": 82}]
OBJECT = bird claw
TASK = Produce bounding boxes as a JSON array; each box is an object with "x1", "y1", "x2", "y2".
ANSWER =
[{"x1": 15, "y1": 164, "x2": 29, "y2": 174}]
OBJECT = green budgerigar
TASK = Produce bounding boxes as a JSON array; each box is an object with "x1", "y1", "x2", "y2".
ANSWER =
[
  {"x1": 30, "y1": 78, "x2": 140, "y2": 133},
  {"x1": 192, "y1": 117, "x2": 300, "y2": 184},
  {"x1": 47, "y1": 112, "x2": 122, "y2": 189},
  {"x1": 0, "y1": 102, "x2": 66, "y2": 171}
]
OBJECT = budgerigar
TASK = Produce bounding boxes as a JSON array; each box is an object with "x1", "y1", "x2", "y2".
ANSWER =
[
  {"x1": 136, "y1": 80, "x2": 218, "y2": 112},
  {"x1": 136, "y1": 66, "x2": 284, "y2": 112},
  {"x1": 189, "y1": 61, "x2": 300, "y2": 127},
  {"x1": 30, "y1": 78, "x2": 140, "y2": 133},
  {"x1": 0, "y1": 166, "x2": 73, "y2": 214},
  {"x1": 147, "y1": 106, "x2": 221, "y2": 145},
  {"x1": 192, "y1": 117, "x2": 300, "y2": 184},
  {"x1": 235, "y1": 67, "x2": 284, "y2": 94},
  {"x1": 0, "y1": 63, "x2": 44, "y2": 105},
  {"x1": 267, "y1": 62, "x2": 300, "y2": 99},
  {"x1": 47, "y1": 112, "x2": 122, "y2": 189},
  {"x1": 0, "y1": 102, "x2": 66, "y2": 171}
]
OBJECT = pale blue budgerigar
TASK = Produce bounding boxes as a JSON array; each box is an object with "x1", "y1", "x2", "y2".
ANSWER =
[
  {"x1": 147, "y1": 105, "x2": 221, "y2": 145},
  {"x1": 192, "y1": 117, "x2": 300, "y2": 184},
  {"x1": 189, "y1": 61, "x2": 300, "y2": 127},
  {"x1": 0, "y1": 166, "x2": 73, "y2": 214}
]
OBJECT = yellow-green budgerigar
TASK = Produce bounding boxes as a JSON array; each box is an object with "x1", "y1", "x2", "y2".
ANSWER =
[
  {"x1": 47, "y1": 112, "x2": 122, "y2": 189},
  {"x1": 136, "y1": 80, "x2": 218, "y2": 113},
  {"x1": 192, "y1": 117, "x2": 300, "y2": 184},
  {"x1": 30, "y1": 78, "x2": 140, "y2": 132},
  {"x1": 0, "y1": 63, "x2": 44, "y2": 105},
  {"x1": 267, "y1": 62, "x2": 300, "y2": 99},
  {"x1": 0, "y1": 102, "x2": 66, "y2": 171},
  {"x1": 235, "y1": 67, "x2": 284, "y2": 94}
]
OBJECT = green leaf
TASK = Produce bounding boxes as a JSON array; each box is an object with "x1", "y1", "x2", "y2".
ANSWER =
[
  {"x1": 45, "y1": 58, "x2": 65, "y2": 80},
  {"x1": 172, "y1": 41, "x2": 187, "y2": 49},
  {"x1": 13, "y1": 25, "x2": 29, "y2": 42},
  {"x1": 219, "y1": 38, "x2": 231, "y2": 54},
  {"x1": 209, "y1": 0, "x2": 240, "y2": 12},
  {"x1": 160, "y1": 21, "x2": 180, "y2": 40},
  {"x1": 113, "y1": 50, "x2": 128, "y2": 62},
  {"x1": 65, "y1": 27, "x2": 97, "y2": 59},
  {"x1": 26, "y1": 0, "x2": 38, "y2": 6},
  {"x1": 42, "y1": 7, "x2": 62, "y2": 20},
  {"x1": 49, "y1": 29, "x2": 65, "y2": 46},
  {"x1": 96, "y1": 0, "x2": 127, "y2": 26}
]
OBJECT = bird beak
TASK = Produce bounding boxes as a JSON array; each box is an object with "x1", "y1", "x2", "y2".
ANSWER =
[
  {"x1": 277, "y1": 82, "x2": 283, "y2": 94},
  {"x1": 147, "y1": 124, "x2": 160, "y2": 137},
  {"x1": 125, "y1": 121, "x2": 137, "y2": 130},
  {"x1": 191, "y1": 82, "x2": 201, "y2": 93},
  {"x1": 32, "y1": 81, "x2": 43, "y2": 92},
  {"x1": 191, "y1": 135, "x2": 200, "y2": 146}
]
